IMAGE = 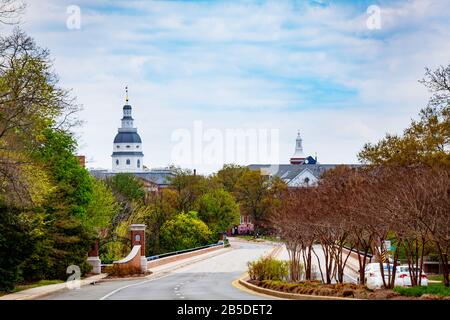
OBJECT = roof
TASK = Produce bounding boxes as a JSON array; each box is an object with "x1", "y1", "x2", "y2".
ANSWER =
[
  {"x1": 89, "y1": 169, "x2": 175, "y2": 187},
  {"x1": 248, "y1": 163, "x2": 362, "y2": 181},
  {"x1": 114, "y1": 131, "x2": 142, "y2": 143},
  {"x1": 111, "y1": 151, "x2": 144, "y2": 156},
  {"x1": 133, "y1": 171, "x2": 174, "y2": 186}
]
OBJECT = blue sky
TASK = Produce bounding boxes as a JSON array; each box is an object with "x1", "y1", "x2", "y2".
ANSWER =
[{"x1": 12, "y1": 0, "x2": 450, "y2": 173}]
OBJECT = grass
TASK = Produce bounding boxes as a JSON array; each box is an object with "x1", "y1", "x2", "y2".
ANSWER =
[
  {"x1": 394, "y1": 282, "x2": 450, "y2": 297},
  {"x1": 0, "y1": 279, "x2": 64, "y2": 297},
  {"x1": 427, "y1": 275, "x2": 449, "y2": 282},
  {"x1": 5, "y1": 280, "x2": 64, "y2": 295}
]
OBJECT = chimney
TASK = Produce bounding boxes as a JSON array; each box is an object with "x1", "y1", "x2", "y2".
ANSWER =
[{"x1": 76, "y1": 155, "x2": 86, "y2": 168}]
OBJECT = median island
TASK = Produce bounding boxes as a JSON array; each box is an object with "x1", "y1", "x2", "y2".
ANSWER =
[{"x1": 243, "y1": 257, "x2": 450, "y2": 300}]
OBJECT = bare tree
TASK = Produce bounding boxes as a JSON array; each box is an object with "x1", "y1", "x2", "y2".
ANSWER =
[
  {"x1": 0, "y1": 0, "x2": 25, "y2": 25},
  {"x1": 271, "y1": 187, "x2": 316, "y2": 281}
]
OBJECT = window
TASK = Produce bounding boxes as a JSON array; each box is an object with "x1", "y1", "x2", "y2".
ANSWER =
[
  {"x1": 126, "y1": 145, "x2": 130, "y2": 148},
  {"x1": 136, "y1": 145, "x2": 139, "y2": 148},
  {"x1": 116, "y1": 159, "x2": 119, "y2": 165},
  {"x1": 116, "y1": 145, "x2": 120, "y2": 148},
  {"x1": 304, "y1": 177, "x2": 310, "y2": 184},
  {"x1": 126, "y1": 159, "x2": 130, "y2": 165},
  {"x1": 137, "y1": 159, "x2": 140, "y2": 168}
]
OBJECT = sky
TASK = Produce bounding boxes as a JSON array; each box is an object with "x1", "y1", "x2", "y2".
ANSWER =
[{"x1": 8, "y1": 0, "x2": 450, "y2": 173}]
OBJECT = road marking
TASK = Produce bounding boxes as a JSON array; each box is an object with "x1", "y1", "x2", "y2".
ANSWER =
[
  {"x1": 99, "y1": 273, "x2": 173, "y2": 300},
  {"x1": 230, "y1": 245, "x2": 285, "y2": 300},
  {"x1": 231, "y1": 275, "x2": 284, "y2": 300},
  {"x1": 99, "y1": 242, "x2": 273, "y2": 300}
]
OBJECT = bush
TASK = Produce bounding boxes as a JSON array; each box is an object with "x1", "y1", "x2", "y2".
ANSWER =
[
  {"x1": 160, "y1": 211, "x2": 212, "y2": 252},
  {"x1": 0, "y1": 209, "x2": 35, "y2": 292},
  {"x1": 394, "y1": 283, "x2": 450, "y2": 297},
  {"x1": 104, "y1": 264, "x2": 142, "y2": 277},
  {"x1": 247, "y1": 257, "x2": 289, "y2": 281}
]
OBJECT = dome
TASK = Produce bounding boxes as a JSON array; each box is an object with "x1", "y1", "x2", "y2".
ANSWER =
[
  {"x1": 123, "y1": 104, "x2": 132, "y2": 110},
  {"x1": 114, "y1": 132, "x2": 142, "y2": 143}
]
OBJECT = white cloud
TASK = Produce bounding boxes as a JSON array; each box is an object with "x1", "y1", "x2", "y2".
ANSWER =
[{"x1": 10, "y1": 0, "x2": 450, "y2": 173}]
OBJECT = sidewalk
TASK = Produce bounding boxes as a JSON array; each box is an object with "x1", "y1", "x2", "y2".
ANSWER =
[
  {"x1": 0, "y1": 246, "x2": 232, "y2": 300},
  {"x1": 0, "y1": 274, "x2": 107, "y2": 300}
]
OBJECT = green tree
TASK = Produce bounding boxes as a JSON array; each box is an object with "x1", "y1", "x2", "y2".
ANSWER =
[
  {"x1": 107, "y1": 173, "x2": 145, "y2": 203},
  {"x1": 143, "y1": 189, "x2": 178, "y2": 255},
  {"x1": 85, "y1": 178, "x2": 120, "y2": 233},
  {"x1": 24, "y1": 128, "x2": 95, "y2": 280},
  {"x1": 197, "y1": 188, "x2": 240, "y2": 240},
  {"x1": 0, "y1": 29, "x2": 79, "y2": 207},
  {"x1": 0, "y1": 28, "x2": 93, "y2": 288},
  {"x1": 214, "y1": 164, "x2": 250, "y2": 194},
  {"x1": 160, "y1": 211, "x2": 212, "y2": 252},
  {"x1": 0, "y1": 207, "x2": 36, "y2": 291},
  {"x1": 236, "y1": 170, "x2": 286, "y2": 236},
  {"x1": 168, "y1": 168, "x2": 211, "y2": 212}
]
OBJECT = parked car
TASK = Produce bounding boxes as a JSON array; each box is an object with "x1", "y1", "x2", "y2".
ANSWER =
[
  {"x1": 396, "y1": 265, "x2": 428, "y2": 287},
  {"x1": 364, "y1": 263, "x2": 408, "y2": 289}
]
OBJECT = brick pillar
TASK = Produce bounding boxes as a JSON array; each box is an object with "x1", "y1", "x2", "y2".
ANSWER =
[
  {"x1": 87, "y1": 239, "x2": 101, "y2": 274},
  {"x1": 130, "y1": 224, "x2": 147, "y2": 272},
  {"x1": 88, "y1": 240, "x2": 99, "y2": 257}
]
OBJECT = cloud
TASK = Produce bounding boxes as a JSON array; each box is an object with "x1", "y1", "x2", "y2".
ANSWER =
[{"x1": 11, "y1": 0, "x2": 450, "y2": 173}]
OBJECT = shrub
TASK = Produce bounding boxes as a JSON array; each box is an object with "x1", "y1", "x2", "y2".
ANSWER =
[
  {"x1": 394, "y1": 284, "x2": 450, "y2": 297},
  {"x1": 104, "y1": 264, "x2": 142, "y2": 277},
  {"x1": 247, "y1": 257, "x2": 289, "y2": 281},
  {"x1": 160, "y1": 211, "x2": 212, "y2": 252}
]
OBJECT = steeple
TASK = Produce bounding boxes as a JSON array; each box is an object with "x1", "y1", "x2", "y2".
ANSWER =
[
  {"x1": 112, "y1": 88, "x2": 144, "y2": 173},
  {"x1": 121, "y1": 86, "x2": 134, "y2": 129},
  {"x1": 290, "y1": 130, "x2": 306, "y2": 165}
]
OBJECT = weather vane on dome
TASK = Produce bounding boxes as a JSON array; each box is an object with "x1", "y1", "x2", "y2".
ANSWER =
[{"x1": 125, "y1": 86, "x2": 129, "y2": 103}]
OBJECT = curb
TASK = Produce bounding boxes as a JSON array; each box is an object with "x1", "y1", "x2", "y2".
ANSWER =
[
  {"x1": 234, "y1": 244, "x2": 360, "y2": 300},
  {"x1": 0, "y1": 274, "x2": 108, "y2": 300},
  {"x1": 237, "y1": 276, "x2": 360, "y2": 300}
]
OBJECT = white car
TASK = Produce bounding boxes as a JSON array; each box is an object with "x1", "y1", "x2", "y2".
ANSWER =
[
  {"x1": 396, "y1": 265, "x2": 428, "y2": 287},
  {"x1": 364, "y1": 263, "x2": 428, "y2": 289}
]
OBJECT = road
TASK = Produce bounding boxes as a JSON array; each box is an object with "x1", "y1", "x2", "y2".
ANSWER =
[{"x1": 40, "y1": 240, "x2": 275, "y2": 300}]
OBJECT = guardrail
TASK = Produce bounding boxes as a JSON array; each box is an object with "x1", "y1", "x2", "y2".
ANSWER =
[{"x1": 146, "y1": 242, "x2": 224, "y2": 261}]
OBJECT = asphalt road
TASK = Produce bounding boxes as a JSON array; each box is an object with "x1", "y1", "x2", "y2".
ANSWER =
[{"x1": 41, "y1": 241, "x2": 274, "y2": 300}]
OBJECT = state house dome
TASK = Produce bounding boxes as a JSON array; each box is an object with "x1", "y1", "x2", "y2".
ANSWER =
[
  {"x1": 111, "y1": 86, "x2": 144, "y2": 173},
  {"x1": 113, "y1": 131, "x2": 142, "y2": 144}
]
